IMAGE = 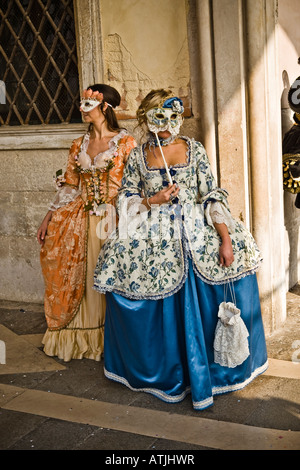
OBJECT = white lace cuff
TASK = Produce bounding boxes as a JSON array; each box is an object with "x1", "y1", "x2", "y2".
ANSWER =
[
  {"x1": 126, "y1": 195, "x2": 146, "y2": 217},
  {"x1": 118, "y1": 194, "x2": 149, "y2": 217},
  {"x1": 48, "y1": 185, "x2": 81, "y2": 211},
  {"x1": 205, "y1": 201, "x2": 235, "y2": 233}
]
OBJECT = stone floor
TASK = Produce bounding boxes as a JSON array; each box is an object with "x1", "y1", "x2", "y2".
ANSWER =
[{"x1": 0, "y1": 286, "x2": 299, "y2": 453}]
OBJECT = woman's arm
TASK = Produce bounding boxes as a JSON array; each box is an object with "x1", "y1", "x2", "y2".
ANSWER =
[
  {"x1": 194, "y1": 142, "x2": 234, "y2": 267},
  {"x1": 37, "y1": 210, "x2": 53, "y2": 246},
  {"x1": 214, "y1": 222, "x2": 234, "y2": 267}
]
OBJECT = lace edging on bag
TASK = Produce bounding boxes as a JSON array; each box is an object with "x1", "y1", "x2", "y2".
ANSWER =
[{"x1": 213, "y1": 300, "x2": 250, "y2": 368}]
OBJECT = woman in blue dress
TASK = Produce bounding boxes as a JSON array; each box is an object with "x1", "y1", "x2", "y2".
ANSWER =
[{"x1": 93, "y1": 89, "x2": 268, "y2": 410}]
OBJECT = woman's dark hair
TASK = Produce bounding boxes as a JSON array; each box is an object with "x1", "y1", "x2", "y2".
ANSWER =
[{"x1": 86, "y1": 84, "x2": 122, "y2": 132}]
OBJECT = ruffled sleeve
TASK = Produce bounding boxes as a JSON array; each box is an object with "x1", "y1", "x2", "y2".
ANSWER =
[
  {"x1": 206, "y1": 201, "x2": 236, "y2": 233},
  {"x1": 195, "y1": 141, "x2": 235, "y2": 232},
  {"x1": 48, "y1": 138, "x2": 82, "y2": 211},
  {"x1": 117, "y1": 146, "x2": 146, "y2": 217},
  {"x1": 118, "y1": 134, "x2": 137, "y2": 164},
  {"x1": 102, "y1": 133, "x2": 137, "y2": 206}
]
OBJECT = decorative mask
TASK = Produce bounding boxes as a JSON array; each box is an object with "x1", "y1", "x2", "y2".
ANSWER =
[
  {"x1": 146, "y1": 96, "x2": 184, "y2": 135},
  {"x1": 80, "y1": 89, "x2": 104, "y2": 112},
  {"x1": 80, "y1": 99, "x2": 101, "y2": 112}
]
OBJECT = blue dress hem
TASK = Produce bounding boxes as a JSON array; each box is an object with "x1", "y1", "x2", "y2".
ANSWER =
[{"x1": 104, "y1": 360, "x2": 268, "y2": 411}]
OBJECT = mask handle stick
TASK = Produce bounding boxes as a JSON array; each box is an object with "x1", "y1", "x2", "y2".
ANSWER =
[{"x1": 154, "y1": 132, "x2": 173, "y2": 186}]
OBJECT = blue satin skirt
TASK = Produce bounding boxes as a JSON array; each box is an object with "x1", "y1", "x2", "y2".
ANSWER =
[{"x1": 104, "y1": 260, "x2": 268, "y2": 409}]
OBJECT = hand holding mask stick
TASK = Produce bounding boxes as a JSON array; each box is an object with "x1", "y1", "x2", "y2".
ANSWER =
[{"x1": 154, "y1": 131, "x2": 174, "y2": 186}]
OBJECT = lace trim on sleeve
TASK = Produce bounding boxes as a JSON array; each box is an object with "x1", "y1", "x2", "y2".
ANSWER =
[
  {"x1": 48, "y1": 185, "x2": 81, "y2": 211},
  {"x1": 119, "y1": 194, "x2": 148, "y2": 219},
  {"x1": 126, "y1": 195, "x2": 145, "y2": 216},
  {"x1": 205, "y1": 201, "x2": 236, "y2": 233}
]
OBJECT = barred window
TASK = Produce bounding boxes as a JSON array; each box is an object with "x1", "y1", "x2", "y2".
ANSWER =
[{"x1": 0, "y1": 0, "x2": 81, "y2": 126}]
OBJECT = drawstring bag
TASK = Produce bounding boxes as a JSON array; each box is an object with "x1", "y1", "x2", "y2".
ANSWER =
[{"x1": 213, "y1": 278, "x2": 250, "y2": 368}]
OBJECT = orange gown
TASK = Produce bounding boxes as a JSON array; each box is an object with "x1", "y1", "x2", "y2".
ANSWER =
[{"x1": 40, "y1": 130, "x2": 136, "y2": 361}]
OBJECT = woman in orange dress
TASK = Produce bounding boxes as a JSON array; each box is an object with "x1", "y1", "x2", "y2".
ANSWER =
[{"x1": 37, "y1": 84, "x2": 136, "y2": 362}]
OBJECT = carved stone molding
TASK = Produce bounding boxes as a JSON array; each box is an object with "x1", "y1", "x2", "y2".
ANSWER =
[{"x1": 0, "y1": 124, "x2": 87, "y2": 149}]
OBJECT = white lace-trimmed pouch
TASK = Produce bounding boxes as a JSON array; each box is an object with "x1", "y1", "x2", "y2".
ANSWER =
[{"x1": 213, "y1": 280, "x2": 250, "y2": 368}]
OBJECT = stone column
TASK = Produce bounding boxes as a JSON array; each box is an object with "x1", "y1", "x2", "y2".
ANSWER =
[
  {"x1": 73, "y1": 0, "x2": 104, "y2": 89},
  {"x1": 189, "y1": 0, "x2": 250, "y2": 226},
  {"x1": 245, "y1": 0, "x2": 286, "y2": 333},
  {"x1": 211, "y1": 0, "x2": 250, "y2": 228},
  {"x1": 187, "y1": 0, "x2": 218, "y2": 179}
]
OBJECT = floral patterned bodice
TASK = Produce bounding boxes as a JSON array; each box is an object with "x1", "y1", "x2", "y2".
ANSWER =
[{"x1": 93, "y1": 137, "x2": 262, "y2": 299}]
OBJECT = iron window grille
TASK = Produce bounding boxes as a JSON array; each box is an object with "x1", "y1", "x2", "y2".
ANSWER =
[{"x1": 0, "y1": 0, "x2": 81, "y2": 126}]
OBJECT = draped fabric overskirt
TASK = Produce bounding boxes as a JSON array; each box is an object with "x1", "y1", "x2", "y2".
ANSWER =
[
  {"x1": 40, "y1": 196, "x2": 87, "y2": 330},
  {"x1": 104, "y1": 260, "x2": 268, "y2": 409},
  {"x1": 42, "y1": 211, "x2": 106, "y2": 361}
]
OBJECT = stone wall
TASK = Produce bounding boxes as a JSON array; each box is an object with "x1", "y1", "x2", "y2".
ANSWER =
[
  {"x1": 100, "y1": 0, "x2": 191, "y2": 118},
  {"x1": 0, "y1": 124, "x2": 90, "y2": 302},
  {"x1": 0, "y1": 147, "x2": 66, "y2": 302}
]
